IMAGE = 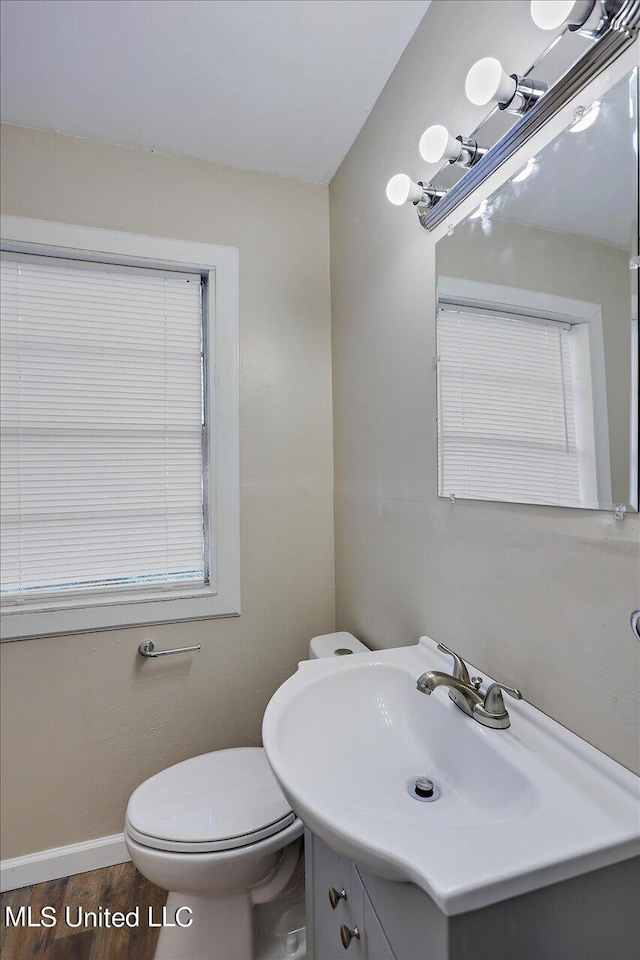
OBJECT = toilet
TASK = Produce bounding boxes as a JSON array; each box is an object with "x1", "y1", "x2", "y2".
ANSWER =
[{"x1": 124, "y1": 632, "x2": 368, "y2": 960}]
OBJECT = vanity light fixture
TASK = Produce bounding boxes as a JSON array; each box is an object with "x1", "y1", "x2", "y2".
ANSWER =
[
  {"x1": 407, "y1": 0, "x2": 638, "y2": 232},
  {"x1": 385, "y1": 173, "x2": 446, "y2": 208},
  {"x1": 419, "y1": 125, "x2": 488, "y2": 168},
  {"x1": 530, "y1": 0, "x2": 626, "y2": 40},
  {"x1": 465, "y1": 57, "x2": 548, "y2": 115}
]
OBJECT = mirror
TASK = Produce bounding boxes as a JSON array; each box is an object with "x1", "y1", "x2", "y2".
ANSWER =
[{"x1": 435, "y1": 68, "x2": 638, "y2": 512}]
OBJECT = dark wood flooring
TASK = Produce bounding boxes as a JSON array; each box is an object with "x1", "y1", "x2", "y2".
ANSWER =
[{"x1": 1, "y1": 863, "x2": 167, "y2": 960}]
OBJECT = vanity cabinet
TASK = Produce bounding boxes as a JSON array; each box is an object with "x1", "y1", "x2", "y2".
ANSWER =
[
  {"x1": 307, "y1": 830, "x2": 393, "y2": 960},
  {"x1": 304, "y1": 829, "x2": 639, "y2": 960}
]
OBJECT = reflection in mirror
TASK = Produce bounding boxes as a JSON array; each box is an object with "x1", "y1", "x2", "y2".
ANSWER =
[{"x1": 435, "y1": 69, "x2": 638, "y2": 512}]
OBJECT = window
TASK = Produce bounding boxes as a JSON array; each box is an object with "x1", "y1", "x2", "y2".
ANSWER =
[
  {"x1": 436, "y1": 288, "x2": 609, "y2": 509},
  {"x1": 0, "y1": 217, "x2": 239, "y2": 640}
]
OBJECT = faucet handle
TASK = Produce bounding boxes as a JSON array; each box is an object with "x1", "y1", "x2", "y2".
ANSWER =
[
  {"x1": 483, "y1": 681, "x2": 522, "y2": 716},
  {"x1": 436, "y1": 643, "x2": 470, "y2": 683}
]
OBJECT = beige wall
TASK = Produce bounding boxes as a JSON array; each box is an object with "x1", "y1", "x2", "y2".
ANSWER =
[
  {"x1": 330, "y1": 1, "x2": 640, "y2": 772},
  {"x1": 0, "y1": 124, "x2": 335, "y2": 858},
  {"x1": 1, "y1": 0, "x2": 639, "y2": 865}
]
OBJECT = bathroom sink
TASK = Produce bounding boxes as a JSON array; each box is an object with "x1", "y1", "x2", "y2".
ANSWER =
[{"x1": 262, "y1": 637, "x2": 640, "y2": 915}]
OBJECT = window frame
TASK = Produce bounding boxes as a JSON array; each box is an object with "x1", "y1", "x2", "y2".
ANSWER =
[
  {"x1": 0, "y1": 216, "x2": 240, "y2": 640},
  {"x1": 436, "y1": 276, "x2": 613, "y2": 509}
]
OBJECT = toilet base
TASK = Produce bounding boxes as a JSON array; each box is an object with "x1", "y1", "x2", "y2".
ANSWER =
[
  {"x1": 154, "y1": 891, "x2": 307, "y2": 960},
  {"x1": 155, "y1": 891, "x2": 253, "y2": 960}
]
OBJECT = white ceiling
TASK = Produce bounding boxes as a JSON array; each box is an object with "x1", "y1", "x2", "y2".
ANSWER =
[{"x1": 0, "y1": 0, "x2": 430, "y2": 184}]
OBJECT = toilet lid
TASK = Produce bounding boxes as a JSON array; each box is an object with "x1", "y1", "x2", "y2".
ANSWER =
[{"x1": 126, "y1": 747, "x2": 296, "y2": 853}]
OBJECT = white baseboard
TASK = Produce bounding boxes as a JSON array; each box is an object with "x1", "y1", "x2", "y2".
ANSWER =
[{"x1": 0, "y1": 833, "x2": 130, "y2": 892}]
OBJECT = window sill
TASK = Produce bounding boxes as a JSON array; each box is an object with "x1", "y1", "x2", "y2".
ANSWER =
[{"x1": 0, "y1": 588, "x2": 240, "y2": 641}]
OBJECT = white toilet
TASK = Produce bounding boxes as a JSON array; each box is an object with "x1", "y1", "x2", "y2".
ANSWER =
[{"x1": 124, "y1": 632, "x2": 368, "y2": 960}]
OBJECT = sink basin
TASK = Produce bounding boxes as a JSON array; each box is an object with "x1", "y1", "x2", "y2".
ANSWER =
[{"x1": 262, "y1": 637, "x2": 640, "y2": 915}]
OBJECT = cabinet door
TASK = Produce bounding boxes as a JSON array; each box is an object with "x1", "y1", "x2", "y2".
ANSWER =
[
  {"x1": 357, "y1": 865, "x2": 449, "y2": 960},
  {"x1": 311, "y1": 834, "x2": 363, "y2": 960},
  {"x1": 363, "y1": 896, "x2": 396, "y2": 960}
]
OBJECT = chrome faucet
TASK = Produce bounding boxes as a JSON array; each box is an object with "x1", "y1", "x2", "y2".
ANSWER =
[{"x1": 416, "y1": 643, "x2": 522, "y2": 729}]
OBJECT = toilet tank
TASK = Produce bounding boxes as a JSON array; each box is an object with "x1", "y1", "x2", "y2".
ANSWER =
[{"x1": 308, "y1": 632, "x2": 369, "y2": 659}]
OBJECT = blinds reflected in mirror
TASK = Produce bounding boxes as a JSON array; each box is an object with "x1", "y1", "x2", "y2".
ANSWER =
[
  {"x1": 436, "y1": 305, "x2": 600, "y2": 508},
  {"x1": 0, "y1": 255, "x2": 207, "y2": 605}
]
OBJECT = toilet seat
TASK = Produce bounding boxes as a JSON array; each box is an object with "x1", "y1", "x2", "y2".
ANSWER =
[
  {"x1": 126, "y1": 747, "x2": 296, "y2": 854},
  {"x1": 126, "y1": 811, "x2": 297, "y2": 853}
]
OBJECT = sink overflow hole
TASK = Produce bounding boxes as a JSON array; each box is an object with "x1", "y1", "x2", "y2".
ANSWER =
[{"x1": 409, "y1": 777, "x2": 440, "y2": 803}]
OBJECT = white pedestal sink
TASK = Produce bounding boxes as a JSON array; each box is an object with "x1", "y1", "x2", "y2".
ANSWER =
[{"x1": 262, "y1": 637, "x2": 640, "y2": 916}]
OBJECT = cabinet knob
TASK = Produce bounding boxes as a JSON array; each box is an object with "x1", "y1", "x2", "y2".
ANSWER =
[
  {"x1": 340, "y1": 924, "x2": 360, "y2": 949},
  {"x1": 329, "y1": 886, "x2": 347, "y2": 909}
]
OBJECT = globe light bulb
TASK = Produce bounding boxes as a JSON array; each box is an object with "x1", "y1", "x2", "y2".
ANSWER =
[
  {"x1": 530, "y1": 0, "x2": 594, "y2": 30},
  {"x1": 465, "y1": 57, "x2": 517, "y2": 107},
  {"x1": 419, "y1": 125, "x2": 461, "y2": 164},
  {"x1": 385, "y1": 174, "x2": 424, "y2": 205}
]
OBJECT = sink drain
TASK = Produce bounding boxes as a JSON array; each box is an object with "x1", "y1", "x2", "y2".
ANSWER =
[{"x1": 409, "y1": 776, "x2": 440, "y2": 803}]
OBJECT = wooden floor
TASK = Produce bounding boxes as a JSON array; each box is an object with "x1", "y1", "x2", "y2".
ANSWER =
[{"x1": 1, "y1": 863, "x2": 167, "y2": 960}]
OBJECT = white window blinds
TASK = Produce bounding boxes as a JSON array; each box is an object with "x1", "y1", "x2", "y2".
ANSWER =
[
  {"x1": 436, "y1": 306, "x2": 583, "y2": 507},
  {"x1": 0, "y1": 255, "x2": 206, "y2": 605}
]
